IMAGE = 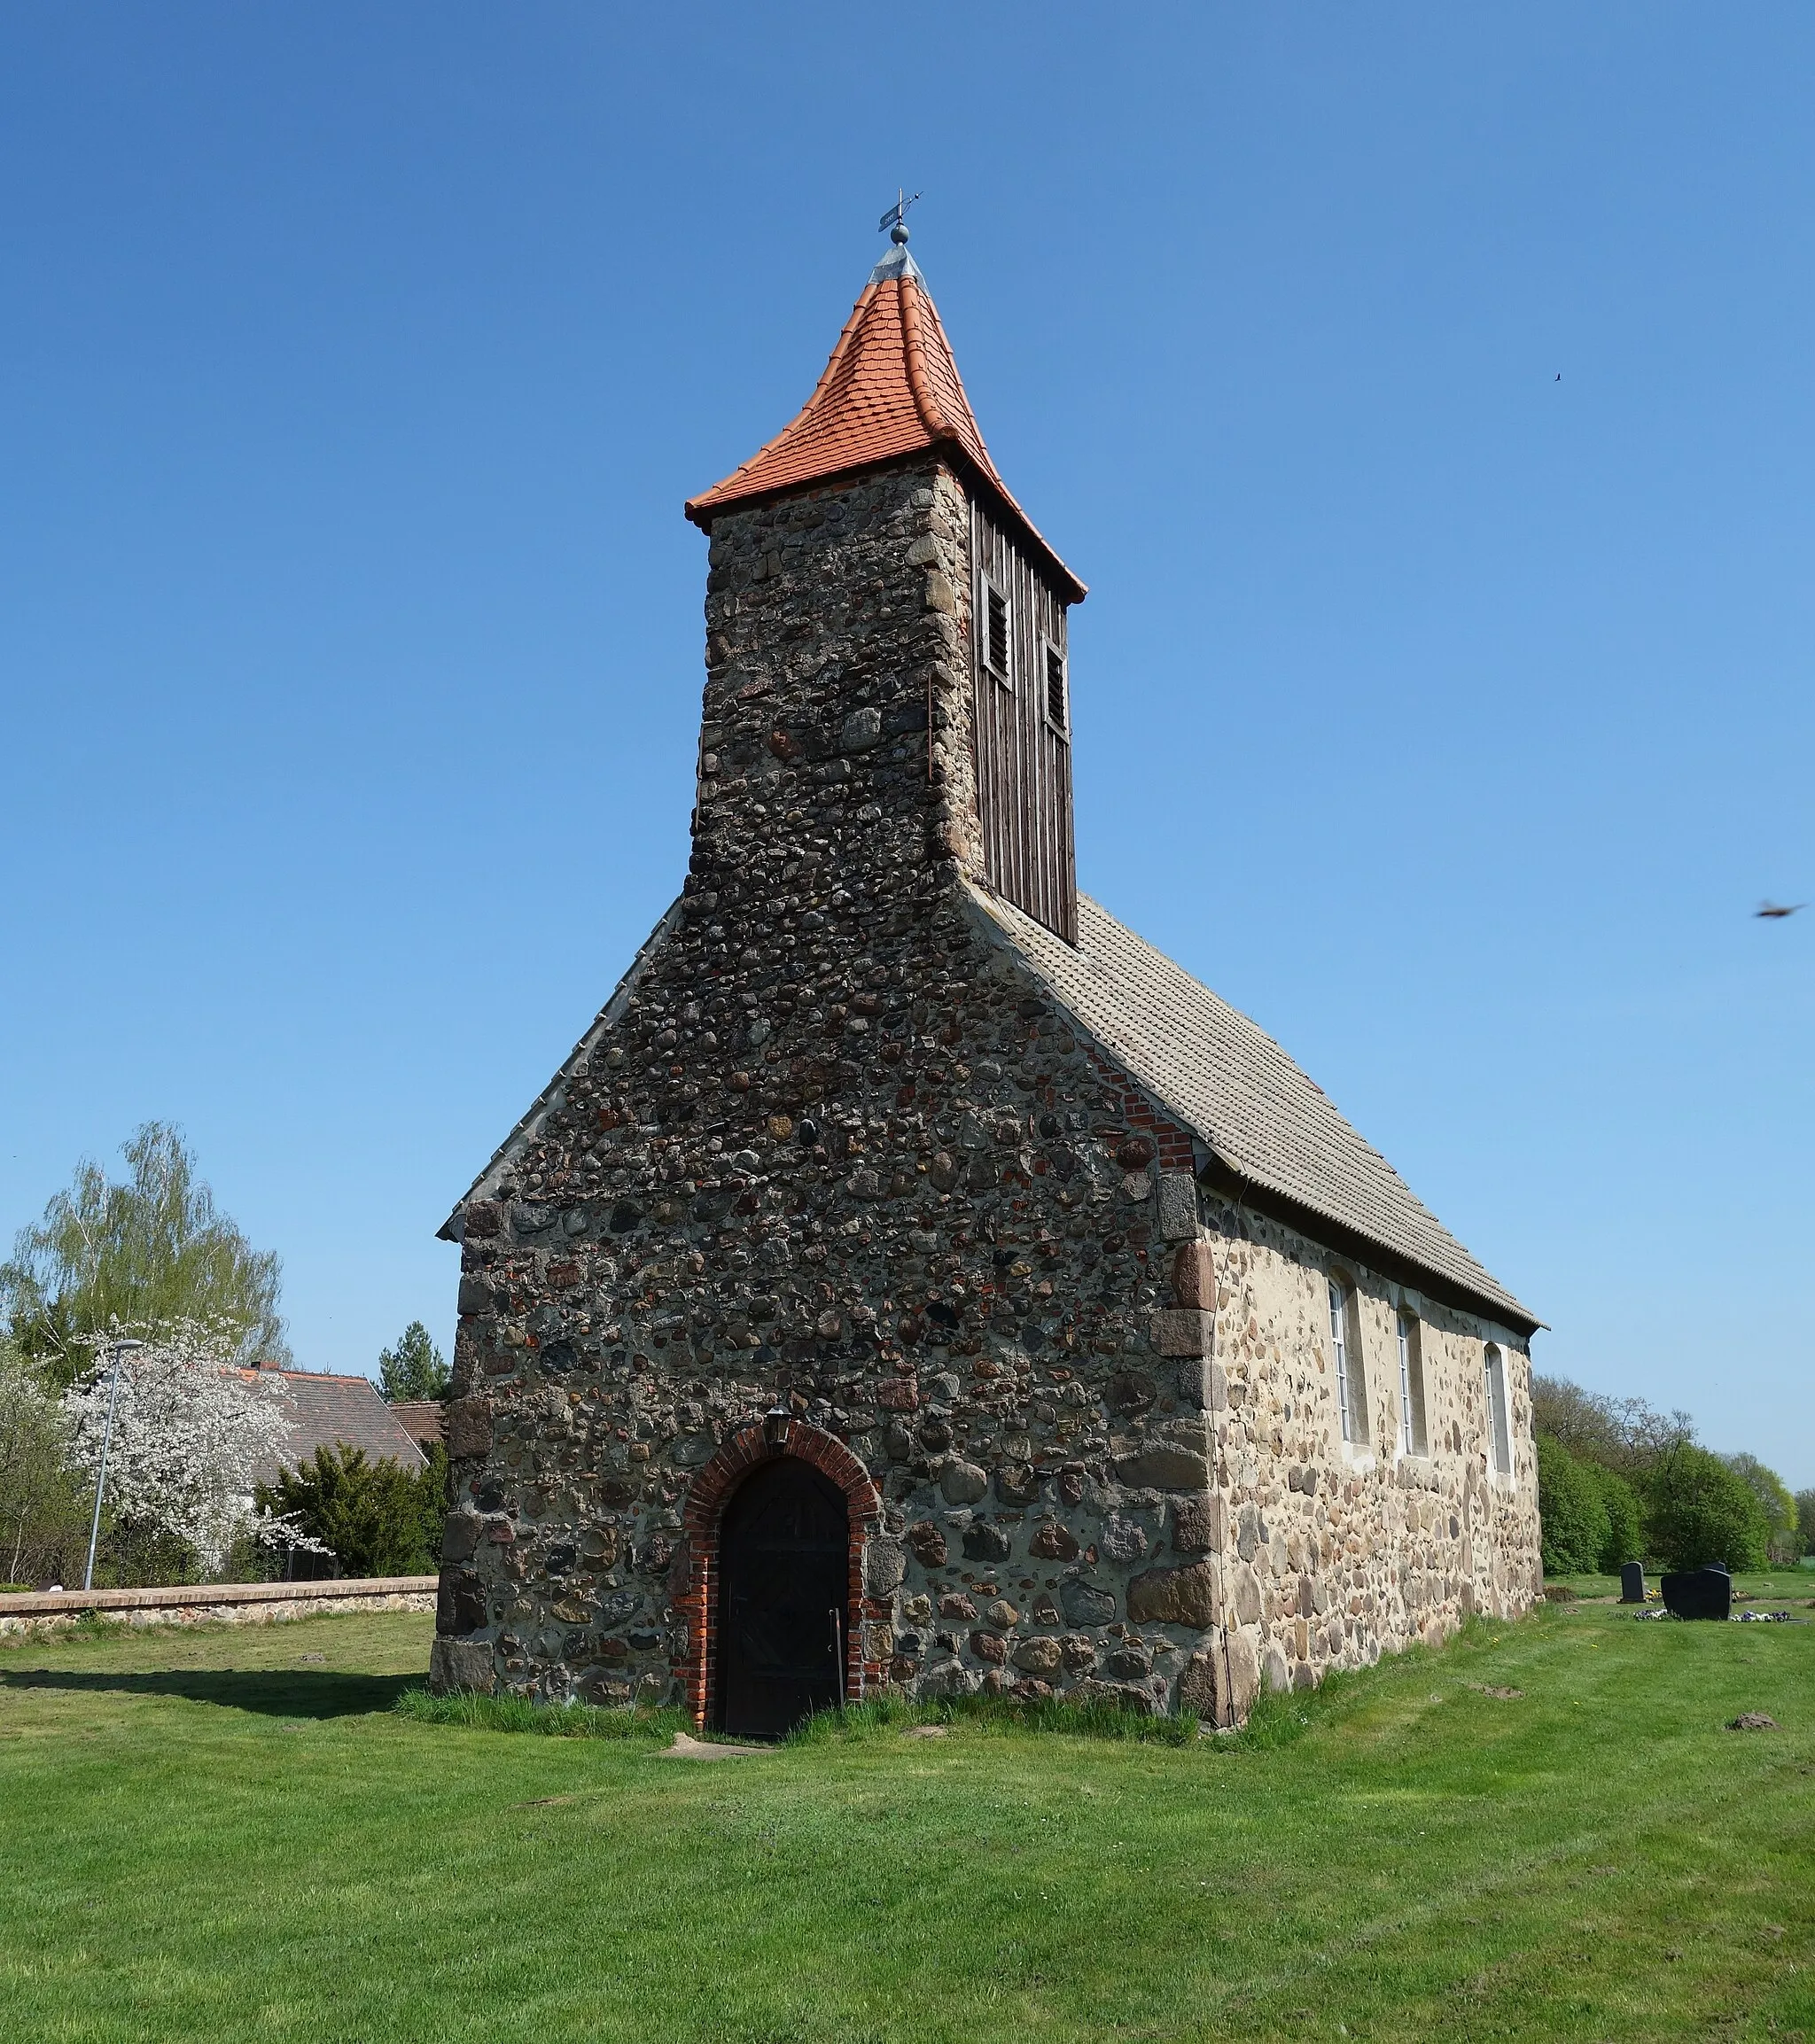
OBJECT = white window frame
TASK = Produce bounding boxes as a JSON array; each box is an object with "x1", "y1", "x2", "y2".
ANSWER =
[
  {"x1": 1397, "y1": 1310, "x2": 1427, "y2": 1457},
  {"x1": 1040, "y1": 634, "x2": 1070, "y2": 737},
  {"x1": 1329, "y1": 1279, "x2": 1368, "y2": 1448},
  {"x1": 1484, "y1": 1344, "x2": 1512, "y2": 1476},
  {"x1": 979, "y1": 573, "x2": 1013, "y2": 687},
  {"x1": 1329, "y1": 1281, "x2": 1351, "y2": 1441}
]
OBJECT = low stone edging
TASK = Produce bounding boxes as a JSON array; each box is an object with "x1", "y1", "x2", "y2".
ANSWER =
[{"x1": 0, "y1": 1575, "x2": 438, "y2": 1636}]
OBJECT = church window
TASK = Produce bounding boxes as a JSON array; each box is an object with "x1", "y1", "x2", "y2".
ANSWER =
[
  {"x1": 1329, "y1": 1279, "x2": 1368, "y2": 1446},
  {"x1": 1397, "y1": 1310, "x2": 1427, "y2": 1456},
  {"x1": 1484, "y1": 1345, "x2": 1512, "y2": 1474},
  {"x1": 982, "y1": 578, "x2": 1011, "y2": 682},
  {"x1": 1043, "y1": 640, "x2": 1069, "y2": 734}
]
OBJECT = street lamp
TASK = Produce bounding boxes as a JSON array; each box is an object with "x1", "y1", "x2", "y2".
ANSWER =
[{"x1": 83, "y1": 1334, "x2": 144, "y2": 1592}]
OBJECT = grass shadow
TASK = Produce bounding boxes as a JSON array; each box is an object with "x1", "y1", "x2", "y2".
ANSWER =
[{"x1": 0, "y1": 1666, "x2": 416, "y2": 1719}]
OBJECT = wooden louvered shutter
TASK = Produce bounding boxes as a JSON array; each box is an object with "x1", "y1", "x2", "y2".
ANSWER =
[
  {"x1": 1045, "y1": 643, "x2": 1067, "y2": 731},
  {"x1": 985, "y1": 583, "x2": 1010, "y2": 679}
]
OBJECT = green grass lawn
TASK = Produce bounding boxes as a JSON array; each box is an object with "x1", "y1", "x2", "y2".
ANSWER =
[{"x1": 2, "y1": 1592, "x2": 1811, "y2": 2042}]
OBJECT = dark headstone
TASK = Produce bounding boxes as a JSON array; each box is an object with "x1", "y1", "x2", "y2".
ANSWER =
[
  {"x1": 1660, "y1": 1564, "x2": 1732, "y2": 1621},
  {"x1": 1619, "y1": 1561, "x2": 1647, "y2": 1605}
]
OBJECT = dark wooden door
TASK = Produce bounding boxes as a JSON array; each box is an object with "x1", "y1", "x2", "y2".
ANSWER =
[{"x1": 715, "y1": 1457, "x2": 848, "y2": 1739}]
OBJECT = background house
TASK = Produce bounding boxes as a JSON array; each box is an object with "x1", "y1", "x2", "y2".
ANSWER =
[
  {"x1": 386, "y1": 1402, "x2": 446, "y2": 1457},
  {"x1": 241, "y1": 1364, "x2": 428, "y2": 1485}
]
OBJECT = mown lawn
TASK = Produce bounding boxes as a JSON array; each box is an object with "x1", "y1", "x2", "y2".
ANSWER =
[{"x1": 1, "y1": 1590, "x2": 1811, "y2": 2042}]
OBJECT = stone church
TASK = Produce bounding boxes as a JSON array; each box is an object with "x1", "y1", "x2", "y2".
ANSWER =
[{"x1": 429, "y1": 225, "x2": 1541, "y2": 1730}]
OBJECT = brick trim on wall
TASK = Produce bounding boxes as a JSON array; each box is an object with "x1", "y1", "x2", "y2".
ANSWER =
[
  {"x1": 674, "y1": 1418, "x2": 886, "y2": 1731},
  {"x1": 1089, "y1": 1050, "x2": 1199, "y2": 1175}
]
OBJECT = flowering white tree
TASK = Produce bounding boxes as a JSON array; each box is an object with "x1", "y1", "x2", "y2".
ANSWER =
[{"x1": 60, "y1": 1321, "x2": 323, "y2": 1576}]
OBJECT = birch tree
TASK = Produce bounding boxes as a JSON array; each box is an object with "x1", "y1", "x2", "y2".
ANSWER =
[{"x1": 3, "y1": 1123, "x2": 287, "y2": 1381}]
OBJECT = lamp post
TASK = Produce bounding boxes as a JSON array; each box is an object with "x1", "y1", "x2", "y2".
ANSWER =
[{"x1": 83, "y1": 1334, "x2": 144, "y2": 1592}]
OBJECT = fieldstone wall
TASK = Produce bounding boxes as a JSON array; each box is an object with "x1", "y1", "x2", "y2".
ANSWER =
[
  {"x1": 431, "y1": 455, "x2": 1539, "y2": 1720},
  {"x1": 0, "y1": 1576, "x2": 438, "y2": 1636},
  {"x1": 1198, "y1": 1204, "x2": 1540, "y2": 1702}
]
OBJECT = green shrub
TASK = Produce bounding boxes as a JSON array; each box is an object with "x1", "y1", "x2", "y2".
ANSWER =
[
  {"x1": 1644, "y1": 1443, "x2": 1770, "y2": 1571},
  {"x1": 1585, "y1": 1462, "x2": 1644, "y2": 1571},
  {"x1": 94, "y1": 1519, "x2": 203, "y2": 1589},
  {"x1": 0, "y1": 1337, "x2": 89, "y2": 1587},
  {"x1": 1722, "y1": 1454, "x2": 1803, "y2": 1565},
  {"x1": 1537, "y1": 1434, "x2": 1609, "y2": 1574},
  {"x1": 257, "y1": 1442, "x2": 447, "y2": 1577}
]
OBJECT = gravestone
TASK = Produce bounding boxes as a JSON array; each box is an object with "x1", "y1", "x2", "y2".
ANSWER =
[
  {"x1": 1660, "y1": 1563, "x2": 1732, "y2": 1621},
  {"x1": 1619, "y1": 1562, "x2": 1647, "y2": 1604}
]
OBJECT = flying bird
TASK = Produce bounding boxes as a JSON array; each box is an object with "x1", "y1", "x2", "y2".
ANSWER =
[{"x1": 1756, "y1": 901, "x2": 1805, "y2": 919}]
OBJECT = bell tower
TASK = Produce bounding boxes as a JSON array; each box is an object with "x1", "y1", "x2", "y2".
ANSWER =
[{"x1": 684, "y1": 223, "x2": 1086, "y2": 944}]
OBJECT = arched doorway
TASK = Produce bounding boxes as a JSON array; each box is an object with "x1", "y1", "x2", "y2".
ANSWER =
[{"x1": 714, "y1": 1456, "x2": 849, "y2": 1738}]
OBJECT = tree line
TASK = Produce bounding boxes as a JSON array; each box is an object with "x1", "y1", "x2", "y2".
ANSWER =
[
  {"x1": 0, "y1": 1124, "x2": 450, "y2": 1589},
  {"x1": 1534, "y1": 1374, "x2": 1810, "y2": 1577}
]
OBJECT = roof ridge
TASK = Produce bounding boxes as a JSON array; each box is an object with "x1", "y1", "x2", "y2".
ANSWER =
[
  {"x1": 898, "y1": 275, "x2": 953, "y2": 442},
  {"x1": 897, "y1": 278, "x2": 935, "y2": 434}
]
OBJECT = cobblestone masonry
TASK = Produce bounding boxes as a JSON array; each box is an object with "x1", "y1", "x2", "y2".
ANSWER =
[{"x1": 429, "y1": 455, "x2": 1540, "y2": 1721}]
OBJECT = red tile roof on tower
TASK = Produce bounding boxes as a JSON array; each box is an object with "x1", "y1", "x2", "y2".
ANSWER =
[{"x1": 685, "y1": 242, "x2": 1085, "y2": 602}]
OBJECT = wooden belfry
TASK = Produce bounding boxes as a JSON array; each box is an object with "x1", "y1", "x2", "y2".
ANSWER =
[{"x1": 970, "y1": 490, "x2": 1078, "y2": 942}]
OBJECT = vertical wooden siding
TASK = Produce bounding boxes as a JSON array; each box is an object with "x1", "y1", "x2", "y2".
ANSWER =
[{"x1": 971, "y1": 497, "x2": 1077, "y2": 943}]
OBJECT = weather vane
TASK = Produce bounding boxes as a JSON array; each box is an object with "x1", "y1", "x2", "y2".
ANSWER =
[{"x1": 878, "y1": 189, "x2": 922, "y2": 244}]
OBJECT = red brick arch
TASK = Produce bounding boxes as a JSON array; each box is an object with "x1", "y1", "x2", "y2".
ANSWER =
[{"x1": 673, "y1": 1417, "x2": 886, "y2": 1730}]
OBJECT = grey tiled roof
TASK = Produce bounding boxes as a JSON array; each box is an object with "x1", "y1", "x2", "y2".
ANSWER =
[
  {"x1": 245, "y1": 1371, "x2": 429, "y2": 1486},
  {"x1": 387, "y1": 1402, "x2": 445, "y2": 1453},
  {"x1": 969, "y1": 884, "x2": 1537, "y2": 1332}
]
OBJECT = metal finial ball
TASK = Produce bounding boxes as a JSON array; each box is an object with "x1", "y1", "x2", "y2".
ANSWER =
[{"x1": 891, "y1": 221, "x2": 910, "y2": 245}]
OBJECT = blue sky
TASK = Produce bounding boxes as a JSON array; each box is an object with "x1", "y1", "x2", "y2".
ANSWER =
[{"x1": 1, "y1": 7, "x2": 1809, "y2": 1483}]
